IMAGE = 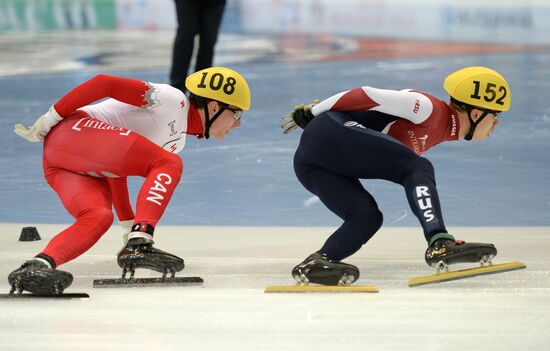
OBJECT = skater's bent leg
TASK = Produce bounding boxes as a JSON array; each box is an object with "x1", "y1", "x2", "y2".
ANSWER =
[
  {"x1": 41, "y1": 170, "x2": 114, "y2": 267},
  {"x1": 321, "y1": 204, "x2": 383, "y2": 261},
  {"x1": 400, "y1": 157, "x2": 448, "y2": 243},
  {"x1": 295, "y1": 157, "x2": 383, "y2": 261},
  {"x1": 299, "y1": 113, "x2": 447, "y2": 246}
]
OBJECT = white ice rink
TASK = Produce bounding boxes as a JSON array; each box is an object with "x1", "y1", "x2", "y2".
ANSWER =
[{"x1": 1, "y1": 224, "x2": 548, "y2": 351}]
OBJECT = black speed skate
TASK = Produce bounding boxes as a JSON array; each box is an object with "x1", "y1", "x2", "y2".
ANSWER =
[
  {"x1": 292, "y1": 252, "x2": 359, "y2": 286},
  {"x1": 425, "y1": 236, "x2": 497, "y2": 272},
  {"x1": 117, "y1": 238, "x2": 185, "y2": 279},
  {"x1": 7, "y1": 260, "x2": 73, "y2": 295}
]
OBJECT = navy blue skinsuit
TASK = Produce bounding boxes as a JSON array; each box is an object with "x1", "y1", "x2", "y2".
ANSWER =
[{"x1": 294, "y1": 111, "x2": 448, "y2": 261}]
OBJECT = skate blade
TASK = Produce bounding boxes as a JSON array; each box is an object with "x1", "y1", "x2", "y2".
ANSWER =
[
  {"x1": 0, "y1": 293, "x2": 89, "y2": 299},
  {"x1": 264, "y1": 285, "x2": 379, "y2": 293},
  {"x1": 409, "y1": 261, "x2": 526, "y2": 287},
  {"x1": 93, "y1": 277, "x2": 203, "y2": 288}
]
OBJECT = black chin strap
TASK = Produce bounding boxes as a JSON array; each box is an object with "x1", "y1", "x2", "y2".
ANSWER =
[
  {"x1": 464, "y1": 108, "x2": 490, "y2": 141},
  {"x1": 203, "y1": 100, "x2": 226, "y2": 139}
]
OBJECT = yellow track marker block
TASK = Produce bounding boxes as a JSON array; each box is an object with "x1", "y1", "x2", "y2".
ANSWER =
[
  {"x1": 409, "y1": 261, "x2": 526, "y2": 287},
  {"x1": 264, "y1": 285, "x2": 379, "y2": 293}
]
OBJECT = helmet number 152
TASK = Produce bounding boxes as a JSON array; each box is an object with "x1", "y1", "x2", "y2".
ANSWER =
[
  {"x1": 470, "y1": 80, "x2": 507, "y2": 106},
  {"x1": 197, "y1": 72, "x2": 236, "y2": 95}
]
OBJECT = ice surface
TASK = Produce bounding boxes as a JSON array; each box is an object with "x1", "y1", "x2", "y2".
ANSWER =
[{"x1": 1, "y1": 224, "x2": 548, "y2": 351}]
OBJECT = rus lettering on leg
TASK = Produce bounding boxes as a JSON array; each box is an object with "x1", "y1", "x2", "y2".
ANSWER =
[{"x1": 415, "y1": 186, "x2": 434, "y2": 222}]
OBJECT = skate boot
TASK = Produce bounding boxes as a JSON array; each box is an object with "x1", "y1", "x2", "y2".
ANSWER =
[
  {"x1": 292, "y1": 252, "x2": 359, "y2": 286},
  {"x1": 425, "y1": 234, "x2": 497, "y2": 272},
  {"x1": 7, "y1": 260, "x2": 73, "y2": 295},
  {"x1": 117, "y1": 237, "x2": 185, "y2": 279}
]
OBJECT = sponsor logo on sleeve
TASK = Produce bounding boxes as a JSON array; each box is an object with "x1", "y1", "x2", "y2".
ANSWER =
[
  {"x1": 413, "y1": 99, "x2": 420, "y2": 114},
  {"x1": 168, "y1": 120, "x2": 177, "y2": 136}
]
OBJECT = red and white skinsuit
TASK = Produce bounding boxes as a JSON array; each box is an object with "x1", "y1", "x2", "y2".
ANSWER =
[{"x1": 40, "y1": 74, "x2": 204, "y2": 267}]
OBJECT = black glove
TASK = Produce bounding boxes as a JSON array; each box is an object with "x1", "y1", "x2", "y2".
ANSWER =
[{"x1": 281, "y1": 100, "x2": 320, "y2": 134}]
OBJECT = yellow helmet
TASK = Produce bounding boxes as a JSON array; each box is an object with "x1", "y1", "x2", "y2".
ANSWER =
[
  {"x1": 186, "y1": 66, "x2": 251, "y2": 110},
  {"x1": 444, "y1": 66, "x2": 510, "y2": 112}
]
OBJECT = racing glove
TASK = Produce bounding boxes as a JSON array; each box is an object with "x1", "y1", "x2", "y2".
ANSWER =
[
  {"x1": 281, "y1": 99, "x2": 320, "y2": 134},
  {"x1": 14, "y1": 105, "x2": 63, "y2": 142}
]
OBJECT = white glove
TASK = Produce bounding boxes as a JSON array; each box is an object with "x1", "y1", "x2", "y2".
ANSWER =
[
  {"x1": 120, "y1": 219, "x2": 134, "y2": 246},
  {"x1": 14, "y1": 105, "x2": 63, "y2": 142}
]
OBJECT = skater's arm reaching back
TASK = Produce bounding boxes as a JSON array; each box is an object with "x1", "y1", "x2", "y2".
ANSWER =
[
  {"x1": 54, "y1": 74, "x2": 152, "y2": 117},
  {"x1": 282, "y1": 87, "x2": 438, "y2": 134},
  {"x1": 14, "y1": 74, "x2": 153, "y2": 143},
  {"x1": 311, "y1": 87, "x2": 435, "y2": 125}
]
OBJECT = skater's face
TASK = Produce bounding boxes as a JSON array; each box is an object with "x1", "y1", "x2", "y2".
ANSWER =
[
  {"x1": 471, "y1": 109, "x2": 500, "y2": 141},
  {"x1": 208, "y1": 102, "x2": 242, "y2": 140}
]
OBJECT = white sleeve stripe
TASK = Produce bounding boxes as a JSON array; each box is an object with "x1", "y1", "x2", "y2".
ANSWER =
[
  {"x1": 311, "y1": 90, "x2": 350, "y2": 116},
  {"x1": 363, "y1": 87, "x2": 433, "y2": 124}
]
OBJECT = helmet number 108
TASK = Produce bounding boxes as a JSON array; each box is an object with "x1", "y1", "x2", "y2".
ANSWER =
[
  {"x1": 470, "y1": 80, "x2": 507, "y2": 106},
  {"x1": 197, "y1": 72, "x2": 237, "y2": 95}
]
